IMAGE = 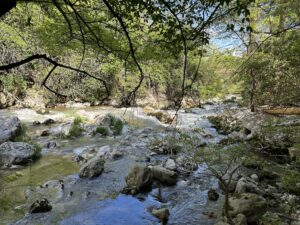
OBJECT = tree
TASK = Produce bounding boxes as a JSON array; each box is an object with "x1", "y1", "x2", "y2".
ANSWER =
[{"x1": 0, "y1": 0, "x2": 255, "y2": 105}]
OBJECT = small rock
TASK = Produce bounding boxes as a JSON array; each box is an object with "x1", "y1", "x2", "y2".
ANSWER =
[
  {"x1": 29, "y1": 198, "x2": 52, "y2": 213},
  {"x1": 33, "y1": 121, "x2": 41, "y2": 126},
  {"x1": 43, "y1": 141, "x2": 57, "y2": 149},
  {"x1": 208, "y1": 188, "x2": 219, "y2": 201},
  {"x1": 151, "y1": 208, "x2": 169, "y2": 225},
  {"x1": 42, "y1": 118, "x2": 56, "y2": 125},
  {"x1": 40, "y1": 129, "x2": 51, "y2": 137}
]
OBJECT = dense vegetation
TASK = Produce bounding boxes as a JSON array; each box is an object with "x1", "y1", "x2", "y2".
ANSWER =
[{"x1": 1, "y1": 0, "x2": 298, "y2": 109}]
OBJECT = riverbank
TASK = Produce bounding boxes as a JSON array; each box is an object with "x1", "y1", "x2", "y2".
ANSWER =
[{"x1": 0, "y1": 100, "x2": 299, "y2": 225}]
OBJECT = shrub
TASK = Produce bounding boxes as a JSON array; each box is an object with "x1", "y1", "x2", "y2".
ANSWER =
[
  {"x1": 281, "y1": 170, "x2": 300, "y2": 195},
  {"x1": 113, "y1": 119, "x2": 123, "y2": 135},
  {"x1": 13, "y1": 123, "x2": 29, "y2": 142},
  {"x1": 107, "y1": 114, "x2": 124, "y2": 135},
  {"x1": 68, "y1": 117, "x2": 85, "y2": 138},
  {"x1": 93, "y1": 126, "x2": 109, "y2": 136}
]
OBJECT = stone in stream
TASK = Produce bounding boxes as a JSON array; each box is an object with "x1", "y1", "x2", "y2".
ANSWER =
[
  {"x1": 39, "y1": 129, "x2": 51, "y2": 137},
  {"x1": 0, "y1": 116, "x2": 21, "y2": 144},
  {"x1": 151, "y1": 208, "x2": 169, "y2": 225},
  {"x1": 208, "y1": 188, "x2": 219, "y2": 201},
  {"x1": 0, "y1": 142, "x2": 37, "y2": 166},
  {"x1": 33, "y1": 121, "x2": 41, "y2": 126},
  {"x1": 229, "y1": 193, "x2": 267, "y2": 223},
  {"x1": 124, "y1": 165, "x2": 153, "y2": 193},
  {"x1": 79, "y1": 156, "x2": 105, "y2": 178},
  {"x1": 150, "y1": 165, "x2": 177, "y2": 186},
  {"x1": 163, "y1": 158, "x2": 176, "y2": 171},
  {"x1": 42, "y1": 118, "x2": 56, "y2": 125},
  {"x1": 43, "y1": 141, "x2": 57, "y2": 149},
  {"x1": 29, "y1": 198, "x2": 52, "y2": 213}
]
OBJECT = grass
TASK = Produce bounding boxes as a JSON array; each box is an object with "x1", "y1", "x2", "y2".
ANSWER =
[
  {"x1": 93, "y1": 126, "x2": 109, "y2": 136},
  {"x1": 68, "y1": 116, "x2": 85, "y2": 138},
  {"x1": 107, "y1": 114, "x2": 124, "y2": 135},
  {"x1": 113, "y1": 119, "x2": 123, "y2": 135},
  {"x1": 0, "y1": 154, "x2": 79, "y2": 223},
  {"x1": 12, "y1": 123, "x2": 42, "y2": 159}
]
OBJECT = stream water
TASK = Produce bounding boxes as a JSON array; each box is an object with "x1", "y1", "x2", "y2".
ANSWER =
[{"x1": 0, "y1": 103, "x2": 238, "y2": 225}]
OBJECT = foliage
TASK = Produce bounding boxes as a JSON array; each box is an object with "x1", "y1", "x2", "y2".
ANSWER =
[
  {"x1": 0, "y1": 0, "x2": 256, "y2": 106},
  {"x1": 107, "y1": 114, "x2": 124, "y2": 135},
  {"x1": 68, "y1": 117, "x2": 84, "y2": 138},
  {"x1": 13, "y1": 123, "x2": 42, "y2": 159},
  {"x1": 93, "y1": 126, "x2": 109, "y2": 136},
  {"x1": 281, "y1": 170, "x2": 300, "y2": 195}
]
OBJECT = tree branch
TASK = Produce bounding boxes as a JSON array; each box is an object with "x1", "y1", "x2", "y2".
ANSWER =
[{"x1": 0, "y1": 54, "x2": 110, "y2": 99}]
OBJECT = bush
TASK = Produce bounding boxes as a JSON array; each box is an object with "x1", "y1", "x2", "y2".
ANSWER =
[
  {"x1": 32, "y1": 143, "x2": 42, "y2": 159},
  {"x1": 13, "y1": 123, "x2": 29, "y2": 142},
  {"x1": 68, "y1": 117, "x2": 84, "y2": 138},
  {"x1": 107, "y1": 114, "x2": 124, "y2": 135},
  {"x1": 113, "y1": 119, "x2": 123, "y2": 135},
  {"x1": 281, "y1": 170, "x2": 300, "y2": 195},
  {"x1": 93, "y1": 126, "x2": 109, "y2": 136}
]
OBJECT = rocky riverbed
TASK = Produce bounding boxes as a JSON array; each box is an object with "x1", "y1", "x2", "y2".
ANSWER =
[{"x1": 0, "y1": 101, "x2": 299, "y2": 225}]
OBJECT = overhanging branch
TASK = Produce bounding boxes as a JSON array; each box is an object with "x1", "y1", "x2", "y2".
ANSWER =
[{"x1": 0, "y1": 54, "x2": 110, "y2": 99}]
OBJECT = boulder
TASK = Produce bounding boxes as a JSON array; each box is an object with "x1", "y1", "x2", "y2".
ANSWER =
[
  {"x1": 235, "y1": 177, "x2": 261, "y2": 194},
  {"x1": 164, "y1": 158, "x2": 176, "y2": 170},
  {"x1": 0, "y1": 116, "x2": 21, "y2": 144},
  {"x1": 29, "y1": 198, "x2": 52, "y2": 213},
  {"x1": 79, "y1": 156, "x2": 105, "y2": 178},
  {"x1": 151, "y1": 208, "x2": 169, "y2": 224},
  {"x1": 176, "y1": 155, "x2": 198, "y2": 172},
  {"x1": 125, "y1": 165, "x2": 153, "y2": 191},
  {"x1": 0, "y1": 142, "x2": 37, "y2": 166},
  {"x1": 229, "y1": 193, "x2": 267, "y2": 223},
  {"x1": 147, "y1": 110, "x2": 174, "y2": 124},
  {"x1": 233, "y1": 214, "x2": 247, "y2": 225},
  {"x1": 150, "y1": 165, "x2": 177, "y2": 185},
  {"x1": 0, "y1": 91, "x2": 15, "y2": 108},
  {"x1": 208, "y1": 188, "x2": 219, "y2": 201}
]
